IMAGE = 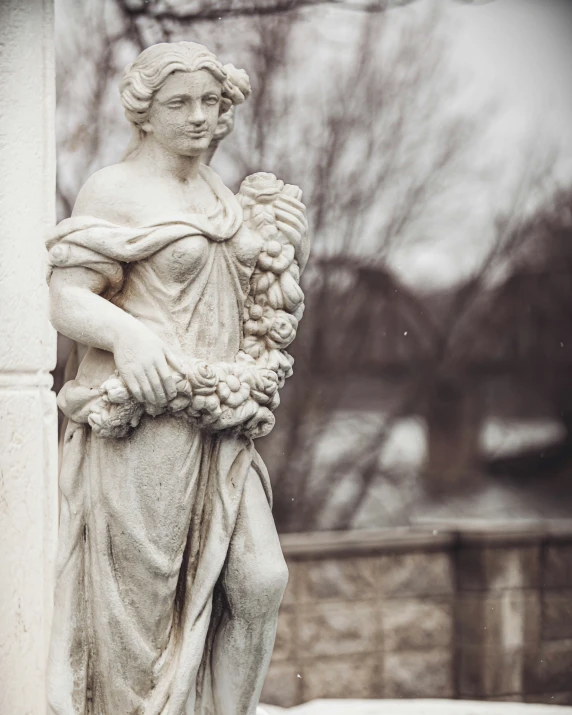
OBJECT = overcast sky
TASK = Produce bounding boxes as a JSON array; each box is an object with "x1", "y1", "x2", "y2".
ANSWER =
[
  {"x1": 389, "y1": 0, "x2": 572, "y2": 289},
  {"x1": 55, "y1": 0, "x2": 572, "y2": 290}
]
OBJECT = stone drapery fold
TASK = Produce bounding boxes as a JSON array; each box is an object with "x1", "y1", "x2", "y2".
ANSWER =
[{"x1": 46, "y1": 164, "x2": 272, "y2": 715}]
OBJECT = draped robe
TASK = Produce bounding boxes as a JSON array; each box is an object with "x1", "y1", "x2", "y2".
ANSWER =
[{"x1": 46, "y1": 166, "x2": 271, "y2": 715}]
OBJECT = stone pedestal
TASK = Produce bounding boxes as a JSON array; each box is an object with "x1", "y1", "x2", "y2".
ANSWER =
[{"x1": 0, "y1": 1, "x2": 58, "y2": 713}]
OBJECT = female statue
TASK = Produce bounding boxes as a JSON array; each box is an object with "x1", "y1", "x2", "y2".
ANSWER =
[{"x1": 46, "y1": 42, "x2": 309, "y2": 715}]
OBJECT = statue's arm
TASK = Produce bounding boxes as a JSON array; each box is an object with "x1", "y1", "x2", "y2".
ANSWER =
[
  {"x1": 51, "y1": 172, "x2": 151, "y2": 353},
  {"x1": 50, "y1": 267, "x2": 146, "y2": 355},
  {"x1": 50, "y1": 175, "x2": 183, "y2": 405}
]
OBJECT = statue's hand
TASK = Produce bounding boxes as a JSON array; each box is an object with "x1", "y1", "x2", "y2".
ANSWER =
[
  {"x1": 274, "y1": 194, "x2": 310, "y2": 269},
  {"x1": 113, "y1": 325, "x2": 183, "y2": 407}
]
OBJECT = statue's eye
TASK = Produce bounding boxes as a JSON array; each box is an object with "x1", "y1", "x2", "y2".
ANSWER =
[
  {"x1": 204, "y1": 95, "x2": 219, "y2": 106},
  {"x1": 167, "y1": 101, "x2": 183, "y2": 109}
]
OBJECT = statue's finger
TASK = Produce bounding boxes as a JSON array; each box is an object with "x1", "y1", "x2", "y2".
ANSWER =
[
  {"x1": 148, "y1": 366, "x2": 168, "y2": 406},
  {"x1": 165, "y1": 348, "x2": 185, "y2": 374},
  {"x1": 134, "y1": 369, "x2": 156, "y2": 405},
  {"x1": 276, "y1": 195, "x2": 305, "y2": 212},
  {"x1": 274, "y1": 199, "x2": 306, "y2": 221},
  {"x1": 275, "y1": 208, "x2": 305, "y2": 234},
  {"x1": 283, "y1": 184, "x2": 303, "y2": 201},
  {"x1": 126, "y1": 374, "x2": 144, "y2": 403},
  {"x1": 157, "y1": 359, "x2": 177, "y2": 400},
  {"x1": 276, "y1": 221, "x2": 300, "y2": 246}
]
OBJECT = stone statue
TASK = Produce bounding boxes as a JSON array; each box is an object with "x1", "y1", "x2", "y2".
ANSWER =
[{"x1": 46, "y1": 42, "x2": 309, "y2": 715}]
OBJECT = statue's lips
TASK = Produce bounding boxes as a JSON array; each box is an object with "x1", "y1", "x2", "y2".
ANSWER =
[{"x1": 185, "y1": 130, "x2": 208, "y2": 139}]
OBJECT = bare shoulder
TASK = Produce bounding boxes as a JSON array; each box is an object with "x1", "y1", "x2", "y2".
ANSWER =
[{"x1": 72, "y1": 163, "x2": 138, "y2": 224}]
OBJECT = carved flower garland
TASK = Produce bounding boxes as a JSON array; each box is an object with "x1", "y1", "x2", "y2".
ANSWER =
[
  {"x1": 88, "y1": 173, "x2": 305, "y2": 440},
  {"x1": 235, "y1": 173, "x2": 304, "y2": 385}
]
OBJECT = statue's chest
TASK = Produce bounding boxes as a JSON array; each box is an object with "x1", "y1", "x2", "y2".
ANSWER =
[
  {"x1": 149, "y1": 234, "x2": 211, "y2": 284},
  {"x1": 143, "y1": 224, "x2": 262, "y2": 287}
]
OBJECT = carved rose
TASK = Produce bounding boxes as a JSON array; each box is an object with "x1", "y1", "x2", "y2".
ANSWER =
[
  {"x1": 242, "y1": 334, "x2": 266, "y2": 360},
  {"x1": 247, "y1": 368, "x2": 279, "y2": 405},
  {"x1": 217, "y1": 373, "x2": 251, "y2": 408},
  {"x1": 89, "y1": 400, "x2": 143, "y2": 439},
  {"x1": 191, "y1": 393, "x2": 222, "y2": 422},
  {"x1": 168, "y1": 395, "x2": 192, "y2": 412},
  {"x1": 267, "y1": 311, "x2": 297, "y2": 349},
  {"x1": 100, "y1": 375, "x2": 130, "y2": 404},
  {"x1": 244, "y1": 302, "x2": 274, "y2": 337},
  {"x1": 187, "y1": 360, "x2": 218, "y2": 395},
  {"x1": 239, "y1": 173, "x2": 284, "y2": 204},
  {"x1": 257, "y1": 241, "x2": 295, "y2": 274},
  {"x1": 222, "y1": 64, "x2": 252, "y2": 105}
]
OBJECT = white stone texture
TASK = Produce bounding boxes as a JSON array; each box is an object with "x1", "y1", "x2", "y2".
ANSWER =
[
  {"x1": 0, "y1": 1, "x2": 58, "y2": 714},
  {"x1": 46, "y1": 42, "x2": 309, "y2": 714}
]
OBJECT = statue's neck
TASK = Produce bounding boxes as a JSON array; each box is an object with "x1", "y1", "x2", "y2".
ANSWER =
[{"x1": 129, "y1": 137, "x2": 204, "y2": 184}]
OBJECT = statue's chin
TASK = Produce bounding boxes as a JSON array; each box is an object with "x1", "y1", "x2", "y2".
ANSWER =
[{"x1": 177, "y1": 138, "x2": 213, "y2": 158}]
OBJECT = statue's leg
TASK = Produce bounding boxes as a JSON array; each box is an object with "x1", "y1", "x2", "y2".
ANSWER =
[{"x1": 211, "y1": 466, "x2": 288, "y2": 715}]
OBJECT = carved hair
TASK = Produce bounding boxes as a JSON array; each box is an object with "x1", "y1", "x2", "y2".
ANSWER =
[{"x1": 119, "y1": 42, "x2": 251, "y2": 159}]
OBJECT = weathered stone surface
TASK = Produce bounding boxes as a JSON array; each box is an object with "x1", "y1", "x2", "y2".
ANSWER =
[
  {"x1": 382, "y1": 597, "x2": 453, "y2": 651},
  {"x1": 457, "y1": 592, "x2": 541, "y2": 649},
  {"x1": 457, "y1": 547, "x2": 540, "y2": 592},
  {"x1": 524, "y1": 639, "x2": 572, "y2": 694},
  {"x1": 298, "y1": 601, "x2": 381, "y2": 658},
  {"x1": 301, "y1": 654, "x2": 382, "y2": 701},
  {"x1": 378, "y1": 552, "x2": 453, "y2": 597},
  {"x1": 541, "y1": 590, "x2": 572, "y2": 641},
  {"x1": 0, "y1": 3, "x2": 58, "y2": 715},
  {"x1": 261, "y1": 662, "x2": 302, "y2": 708},
  {"x1": 0, "y1": 388, "x2": 58, "y2": 715},
  {"x1": 265, "y1": 528, "x2": 572, "y2": 708},
  {"x1": 47, "y1": 41, "x2": 310, "y2": 714},
  {"x1": 298, "y1": 557, "x2": 377, "y2": 603},
  {"x1": 383, "y1": 649, "x2": 454, "y2": 698},
  {"x1": 459, "y1": 645, "x2": 524, "y2": 697},
  {"x1": 543, "y1": 544, "x2": 572, "y2": 589}
]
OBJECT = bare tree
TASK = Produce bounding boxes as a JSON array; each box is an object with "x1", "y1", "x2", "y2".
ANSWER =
[
  {"x1": 55, "y1": 0, "x2": 558, "y2": 532},
  {"x1": 214, "y1": 5, "x2": 491, "y2": 531}
]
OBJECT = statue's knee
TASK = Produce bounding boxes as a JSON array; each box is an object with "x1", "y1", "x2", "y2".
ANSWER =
[
  {"x1": 229, "y1": 556, "x2": 288, "y2": 620},
  {"x1": 264, "y1": 557, "x2": 288, "y2": 608}
]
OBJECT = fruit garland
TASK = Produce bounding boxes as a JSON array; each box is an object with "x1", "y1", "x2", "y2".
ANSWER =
[{"x1": 88, "y1": 173, "x2": 305, "y2": 440}]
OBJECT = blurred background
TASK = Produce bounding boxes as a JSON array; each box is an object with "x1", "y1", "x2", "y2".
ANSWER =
[
  {"x1": 53, "y1": 0, "x2": 572, "y2": 705},
  {"x1": 54, "y1": 0, "x2": 572, "y2": 531}
]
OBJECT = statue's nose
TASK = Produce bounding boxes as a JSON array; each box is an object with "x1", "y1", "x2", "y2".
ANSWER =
[{"x1": 188, "y1": 104, "x2": 206, "y2": 126}]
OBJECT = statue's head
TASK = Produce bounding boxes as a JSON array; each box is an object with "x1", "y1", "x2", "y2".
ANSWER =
[{"x1": 119, "y1": 42, "x2": 251, "y2": 158}]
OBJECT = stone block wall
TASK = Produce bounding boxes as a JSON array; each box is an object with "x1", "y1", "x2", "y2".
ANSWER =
[
  {"x1": 0, "y1": 2, "x2": 58, "y2": 713},
  {"x1": 261, "y1": 524, "x2": 572, "y2": 708}
]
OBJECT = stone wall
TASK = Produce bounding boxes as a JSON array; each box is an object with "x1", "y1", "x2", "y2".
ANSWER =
[
  {"x1": 261, "y1": 523, "x2": 572, "y2": 708},
  {"x1": 0, "y1": 1, "x2": 58, "y2": 713}
]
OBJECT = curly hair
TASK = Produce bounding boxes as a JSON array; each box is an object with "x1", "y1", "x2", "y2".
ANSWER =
[{"x1": 119, "y1": 42, "x2": 251, "y2": 159}]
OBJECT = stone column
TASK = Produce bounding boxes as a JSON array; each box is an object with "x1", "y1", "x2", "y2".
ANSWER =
[{"x1": 0, "y1": 1, "x2": 58, "y2": 713}]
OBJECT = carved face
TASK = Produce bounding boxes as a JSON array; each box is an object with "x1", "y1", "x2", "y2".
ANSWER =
[{"x1": 143, "y1": 69, "x2": 222, "y2": 157}]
